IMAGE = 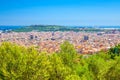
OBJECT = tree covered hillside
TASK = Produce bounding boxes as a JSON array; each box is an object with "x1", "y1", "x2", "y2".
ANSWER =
[
  {"x1": 0, "y1": 42, "x2": 120, "y2": 80},
  {"x1": 13, "y1": 25, "x2": 108, "y2": 32},
  {"x1": 13, "y1": 25, "x2": 74, "y2": 32}
]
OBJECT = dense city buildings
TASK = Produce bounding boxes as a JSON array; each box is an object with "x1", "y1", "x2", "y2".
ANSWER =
[{"x1": 0, "y1": 31, "x2": 120, "y2": 54}]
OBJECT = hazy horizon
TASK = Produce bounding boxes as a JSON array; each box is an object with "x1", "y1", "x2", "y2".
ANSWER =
[{"x1": 0, "y1": 24, "x2": 120, "y2": 26}]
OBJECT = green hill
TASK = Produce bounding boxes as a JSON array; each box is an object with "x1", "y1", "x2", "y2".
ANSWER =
[
  {"x1": 13, "y1": 25, "x2": 106, "y2": 32},
  {"x1": 13, "y1": 25, "x2": 75, "y2": 32}
]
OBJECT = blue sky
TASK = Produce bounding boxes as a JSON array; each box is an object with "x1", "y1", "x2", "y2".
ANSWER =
[{"x1": 0, "y1": 0, "x2": 120, "y2": 26}]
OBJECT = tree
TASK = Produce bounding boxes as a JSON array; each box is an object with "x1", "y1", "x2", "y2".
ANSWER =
[
  {"x1": 59, "y1": 41, "x2": 79, "y2": 68},
  {"x1": 109, "y1": 44, "x2": 120, "y2": 59}
]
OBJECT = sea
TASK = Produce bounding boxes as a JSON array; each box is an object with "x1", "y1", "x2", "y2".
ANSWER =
[
  {"x1": 71, "y1": 26, "x2": 120, "y2": 29},
  {"x1": 98, "y1": 26, "x2": 120, "y2": 29},
  {"x1": 0, "y1": 26, "x2": 23, "y2": 30}
]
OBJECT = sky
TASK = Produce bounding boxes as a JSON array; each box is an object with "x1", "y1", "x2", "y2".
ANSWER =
[{"x1": 0, "y1": 0, "x2": 120, "y2": 26}]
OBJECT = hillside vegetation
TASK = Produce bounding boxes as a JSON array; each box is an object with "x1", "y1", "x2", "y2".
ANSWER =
[
  {"x1": 0, "y1": 41, "x2": 120, "y2": 80},
  {"x1": 13, "y1": 25, "x2": 106, "y2": 32},
  {"x1": 13, "y1": 25, "x2": 73, "y2": 32}
]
